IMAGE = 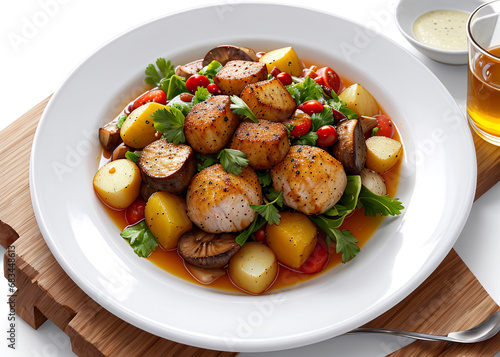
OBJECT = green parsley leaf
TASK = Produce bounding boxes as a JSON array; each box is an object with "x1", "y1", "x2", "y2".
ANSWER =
[
  {"x1": 251, "y1": 191, "x2": 282, "y2": 226},
  {"x1": 198, "y1": 60, "x2": 222, "y2": 81},
  {"x1": 286, "y1": 76, "x2": 324, "y2": 105},
  {"x1": 120, "y1": 221, "x2": 158, "y2": 257},
  {"x1": 218, "y1": 148, "x2": 249, "y2": 175},
  {"x1": 230, "y1": 96, "x2": 258, "y2": 123},
  {"x1": 235, "y1": 215, "x2": 266, "y2": 246},
  {"x1": 292, "y1": 131, "x2": 318, "y2": 146},
  {"x1": 264, "y1": 188, "x2": 283, "y2": 208},
  {"x1": 145, "y1": 58, "x2": 175, "y2": 86},
  {"x1": 151, "y1": 107, "x2": 186, "y2": 145},
  {"x1": 195, "y1": 152, "x2": 219, "y2": 171},
  {"x1": 125, "y1": 150, "x2": 141, "y2": 163},
  {"x1": 358, "y1": 185, "x2": 404, "y2": 216},
  {"x1": 116, "y1": 114, "x2": 127, "y2": 129},
  {"x1": 326, "y1": 91, "x2": 358, "y2": 119},
  {"x1": 256, "y1": 170, "x2": 272, "y2": 188},
  {"x1": 192, "y1": 87, "x2": 212, "y2": 106},
  {"x1": 159, "y1": 75, "x2": 188, "y2": 100},
  {"x1": 311, "y1": 106, "x2": 334, "y2": 132}
]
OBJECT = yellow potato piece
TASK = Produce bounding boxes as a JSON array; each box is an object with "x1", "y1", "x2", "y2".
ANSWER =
[
  {"x1": 259, "y1": 47, "x2": 302, "y2": 76},
  {"x1": 93, "y1": 159, "x2": 141, "y2": 209},
  {"x1": 339, "y1": 84, "x2": 379, "y2": 117},
  {"x1": 228, "y1": 242, "x2": 278, "y2": 294},
  {"x1": 120, "y1": 102, "x2": 165, "y2": 149},
  {"x1": 265, "y1": 212, "x2": 317, "y2": 269},
  {"x1": 365, "y1": 136, "x2": 403, "y2": 173},
  {"x1": 144, "y1": 192, "x2": 193, "y2": 250}
]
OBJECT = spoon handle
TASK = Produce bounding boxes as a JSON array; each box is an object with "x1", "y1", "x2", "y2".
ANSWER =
[{"x1": 347, "y1": 328, "x2": 457, "y2": 343}]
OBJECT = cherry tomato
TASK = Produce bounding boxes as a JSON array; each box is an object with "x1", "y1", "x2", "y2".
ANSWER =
[
  {"x1": 291, "y1": 117, "x2": 312, "y2": 137},
  {"x1": 125, "y1": 197, "x2": 146, "y2": 225},
  {"x1": 373, "y1": 114, "x2": 394, "y2": 138},
  {"x1": 186, "y1": 74, "x2": 210, "y2": 93},
  {"x1": 254, "y1": 225, "x2": 267, "y2": 242},
  {"x1": 314, "y1": 77, "x2": 325, "y2": 87},
  {"x1": 276, "y1": 72, "x2": 293, "y2": 86},
  {"x1": 316, "y1": 67, "x2": 343, "y2": 94},
  {"x1": 298, "y1": 100, "x2": 324, "y2": 116},
  {"x1": 180, "y1": 93, "x2": 194, "y2": 102},
  {"x1": 207, "y1": 83, "x2": 222, "y2": 95},
  {"x1": 316, "y1": 125, "x2": 338, "y2": 147},
  {"x1": 300, "y1": 238, "x2": 329, "y2": 274},
  {"x1": 270, "y1": 67, "x2": 281, "y2": 77},
  {"x1": 131, "y1": 89, "x2": 167, "y2": 111}
]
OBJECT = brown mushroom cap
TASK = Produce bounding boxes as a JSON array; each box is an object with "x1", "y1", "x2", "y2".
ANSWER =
[
  {"x1": 202, "y1": 45, "x2": 257, "y2": 66},
  {"x1": 178, "y1": 229, "x2": 240, "y2": 269}
]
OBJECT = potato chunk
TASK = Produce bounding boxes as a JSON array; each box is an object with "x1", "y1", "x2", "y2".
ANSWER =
[
  {"x1": 365, "y1": 136, "x2": 403, "y2": 173},
  {"x1": 228, "y1": 242, "x2": 278, "y2": 294},
  {"x1": 144, "y1": 192, "x2": 193, "y2": 250},
  {"x1": 184, "y1": 96, "x2": 240, "y2": 154},
  {"x1": 339, "y1": 84, "x2": 379, "y2": 117},
  {"x1": 214, "y1": 60, "x2": 268, "y2": 96},
  {"x1": 240, "y1": 78, "x2": 296, "y2": 122},
  {"x1": 266, "y1": 212, "x2": 317, "y2": 269},
  {"x1": 120, "y1": 102, "x2": 164, "y2": 149},
  {"x1": 259, "y1": 47, "x2": 302, "y2": 76},
  {"x1": 228, "y1": 120, "x2": 290, "y2": 169},
  {"x1": 93, "y1": 159, "x2": 141, "y2": 209}
]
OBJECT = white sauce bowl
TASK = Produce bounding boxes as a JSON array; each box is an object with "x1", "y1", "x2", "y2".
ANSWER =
[{"x1": 395, "y1": 0, "x2": 485, "y2": 65}]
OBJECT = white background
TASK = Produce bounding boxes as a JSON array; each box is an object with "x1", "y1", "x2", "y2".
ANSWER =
[{"x1": 1, "y1": 0, "x2": 500, "y2": 356}]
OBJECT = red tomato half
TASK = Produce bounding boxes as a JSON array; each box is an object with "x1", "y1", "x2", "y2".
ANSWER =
[
  {"x1": 125, "y1": 198, "x2": 146, "y2": 225},
  {"x1": 291, "y1": 117, "x2": 312, "y2": 137},
  {"x1": 374, "y1": 114, "x2": 394, "y2": 138},
  {"x1": 186, "y1": 74, "x2": 210, "y2": 93},
  {"x1": 131, "y1": 89, "x2": 167, "y2": 111},
  {"x1": 298, "y1": 100, "x2": 324, "y2": 116},
  {"x1": 300, "y1": 238, "x2": 329, "y2": 274},
  {"x1": 316, "y1": 67, "x2": 343, "y2": 95},
  {"x1": 316, "y1": 125, "x2": 338, "y2": 147}
]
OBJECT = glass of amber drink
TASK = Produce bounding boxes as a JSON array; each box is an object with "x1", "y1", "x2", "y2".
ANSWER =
[{"x1": 467, "y1": 1, "x2": 500, "y2": 145}]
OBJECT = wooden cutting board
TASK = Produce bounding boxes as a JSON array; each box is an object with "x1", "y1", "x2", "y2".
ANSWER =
[{"x1": 1, "y1": 97, "x2": 500, "y2": 356}]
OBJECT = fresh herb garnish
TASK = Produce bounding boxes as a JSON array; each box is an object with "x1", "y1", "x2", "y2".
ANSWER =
[
  {"x1": 125, "y1": 151, "x2": 141, "y2": 163},
  {"x1": 310, "y1": 107, "x2": 334, "y2": 131},
  {"x1": 358, "y1": 185, "x2": 404, "y2": 216},
  {"x1": 195, "y1": 152, "x2": 219, "y2": 171},
  {"x1": 286, "y1": 76, "x2": 324, "y2": 105},
  {"x1": 217, "y1": 148, "x2": 249, "y2": 175},
  {"x1": 116, "y1": 114, "x2": 127, "y2": 129},
  {"x1": 251, "y1": 191, "x2": 283, "y2": 226},
  {"x1": 160, "y1": 75, "x2": 188, "y2": 100},
  {"x1": 192, "y1": 87, "x2": 212, "y2": 106},
  {"x1": 120, "y1": 221, "x2": 158, "y2": 257},
  {"x1": 371, "y1": 127, "x2": 379, "y2": 136},
  {"x1": 326, "y1": 91, "x2": 358, "y2": 119},
  {"x1": 256, "y1": 170, "x2": 272, "y2": 187},
  {"x1": 235, "y1": 215, "x2": 267, "y2": 246},
  {"x1": 292, "y1": 131, "x2": 318, "y2": 146},
  {"x1": 198, "y1": 60, "x2": 222, "y2": 81},
  {"x1": 151, "y1": 107, "x2": 186, "y2": 145},
  {"x1": 230, "y1": 95, "x2": 258, "y2": 123},
  {"x1": 145, "y1": 58, "x2": 175, "y2": 87}
]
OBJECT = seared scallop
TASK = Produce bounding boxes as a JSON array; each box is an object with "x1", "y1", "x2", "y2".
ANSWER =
[
  {"x1": 184, "y1": 96, "x2": 240, "y2": 154},
  {"x1": 271, "y1": 145, "x2": 347, "y2": 215},
  {"x1": 228, "y1": 120, "x2": 290, "y2": 170},
  {"x1": 186, "y1": 164, "x2": 262, "y2": 233}
]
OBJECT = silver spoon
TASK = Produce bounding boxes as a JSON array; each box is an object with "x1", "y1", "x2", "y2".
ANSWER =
[{"x1": 346, "y1": 312, "x2": 500, "y2": 343}]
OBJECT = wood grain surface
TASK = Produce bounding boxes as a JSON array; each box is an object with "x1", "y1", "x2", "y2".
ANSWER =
[{"x1": 1, "y1": 99, "x2": 500, "y2": 356}]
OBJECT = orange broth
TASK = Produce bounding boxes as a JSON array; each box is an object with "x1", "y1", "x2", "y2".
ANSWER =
[{"x1": 99, "y1": 60, "x2": 403, "y2": 294}]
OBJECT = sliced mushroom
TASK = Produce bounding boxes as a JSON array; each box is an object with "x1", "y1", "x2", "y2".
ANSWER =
[
  {"x1": 202, "y1": 45, "x2": 257, "y2": 66},
  {"x1": 332, "y1": 119, "x2": 367, "y2": 175},
  {"x1": 111, "y1": 143, "x2": 133, "y2": 161},
  {"x1": 185, "y1": 263, "x2": 226, "y2": 284},
  {"x1": 175, "y1": 59, "x2": 203, "y2": 78},
  {"x1": 99, "y1": 123, "x2": 122, "y2": 151},
  {"x1": 178, "y1": 229, "x2": 240, "y2": 269},
  {"x1": 359, "y1": 115, "x2": 379, "y2": 134},
  {"x1": 360, "y1": 168, "x2": 387, "y2": 196}
]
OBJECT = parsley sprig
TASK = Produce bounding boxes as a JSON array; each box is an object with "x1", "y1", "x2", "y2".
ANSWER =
[
  {"x1": 198, "y1": 60, "x2": 222, "y2": 81},
  {"x1": 192, "y1": 87, "x2": 212, "y2": 106},
  {"x1": 151, "y1": 107, "x2": 186, "y2": 145},
  {"x1": 217, "y1": 148, "x2": 249, "y2": 175},
  {"x1": 235, "y1": 215, "x2": 266, "y2": 246},
  {"x1": 230, "y1": 96, "x2": 258, "y2": 123},
  {"x1": 286, "y1": 76, "x2": 324, "y2": 105},
  {"x1": 145, "y1": 58, "x2": 175, "y2": 87},
  {"x1": 120, "y1": 221, "x2": 158, "y2": 257},
  {"x1": 326, "y1": 91, "x2": 358, "y2": 119},
  {"x1": 358, "y1": 185, "x2": 404, "y2": 216},
  {"x1": 251, "y1": 191, "x2": 283, "y2": 226}
]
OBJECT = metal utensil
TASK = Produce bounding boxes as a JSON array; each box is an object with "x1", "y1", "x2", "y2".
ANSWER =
[{"x1": 347, "y1": 312, "x2": 500, "y2": 343}]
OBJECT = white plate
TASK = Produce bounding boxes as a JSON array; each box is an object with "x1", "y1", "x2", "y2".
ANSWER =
[{"x1": 30, "y1": 3, "x2": 476, "y2": 353}]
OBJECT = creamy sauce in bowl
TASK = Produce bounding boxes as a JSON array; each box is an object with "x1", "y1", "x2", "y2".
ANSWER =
[{"x1": 413, "y1": 10, "x2": 469, "y2": 51}]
